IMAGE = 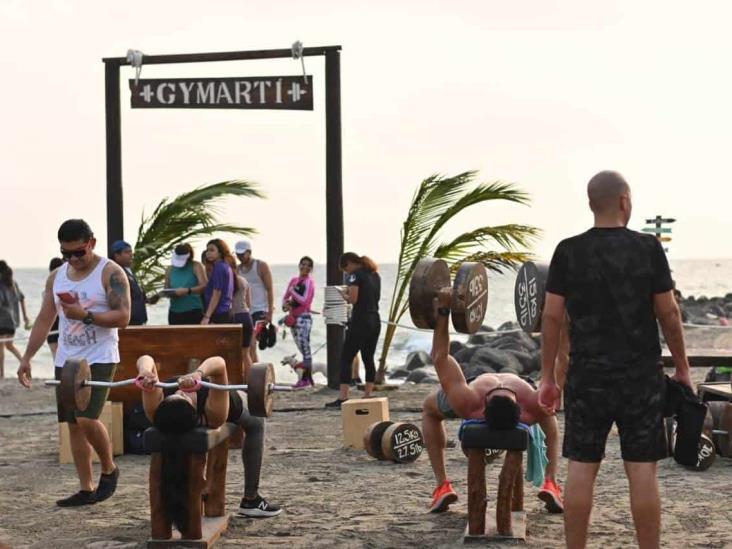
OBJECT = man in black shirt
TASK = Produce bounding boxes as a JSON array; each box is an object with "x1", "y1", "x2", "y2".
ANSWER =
[
  {"x1": 538, "y1": 171, "x2": 692, "y2": 549},
  {"x1": 110, "y1": 240, "x2": 149, "y2": 325}
]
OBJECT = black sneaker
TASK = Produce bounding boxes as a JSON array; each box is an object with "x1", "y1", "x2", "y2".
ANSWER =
[
  {"x1": 324, "y1": 398, "x2": 348, "y2": 409},
  {"x1": 237, "y1": 495, "x2": 282, "y2": 517},
  {"x1": 95, "y1": 466, "x2": 119, "y2": 503},
  {"x1": 56, "y1": 490, "x2": 97, "y2": 507},
  {"x1": 266, "y1": 323, "x2": 277, "y2": 348}
]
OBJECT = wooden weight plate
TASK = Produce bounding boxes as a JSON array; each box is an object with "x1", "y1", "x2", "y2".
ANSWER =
[
  {"x1": 451, "y1": 262, "x2": 489, "y2": 334},
  {"x1": 514, "y1": 261, "x2": 549, "y2": 333},
  {"x1": 363, "y1": 421, "x2": 394, "y2": 460},
  {"x1": 682, "y1": 434, "x2": 716, "y2": 472},
  {"x1": 247, "y1": 363, "x2": 275, "y2": 418},
  {"x1": 60, "y1": 359, "x2": 91, "y2": 413},
  {"x1": 409, "y1": 258, "x2": 451, "y2": 329},
  {"x1": 381, "y1": 422, "x2": 424, "y2": 463}
]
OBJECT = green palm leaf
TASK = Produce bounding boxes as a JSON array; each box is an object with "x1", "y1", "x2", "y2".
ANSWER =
[{"x1": 132, "y1": 179, "x2": 265, "y2": 291}]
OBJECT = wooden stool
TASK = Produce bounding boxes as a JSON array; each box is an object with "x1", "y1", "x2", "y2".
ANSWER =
[
  {"x1": 144, "y1": 423, "x2": 239, "y2": 548},
  {"x1": 460, "y1": 424, "x2": 529, "y2": 543}
]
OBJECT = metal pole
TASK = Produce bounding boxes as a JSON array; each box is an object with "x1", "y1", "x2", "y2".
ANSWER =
[
  {"x1": 104, "y1": 61, "x2": 123, "y2": 253},
  {"x1": 325, "y1": 50, "x2": 344, "y2": 389}
]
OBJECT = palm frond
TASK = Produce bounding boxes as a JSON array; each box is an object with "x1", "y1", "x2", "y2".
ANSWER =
[{"x1": 434, "y1": 225, "x2": 541, "y2": 262}]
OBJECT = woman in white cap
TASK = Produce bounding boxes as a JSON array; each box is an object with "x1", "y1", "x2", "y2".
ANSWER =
[{"x1": 164, "y1": 243, "x2": 207, "y2": 325}]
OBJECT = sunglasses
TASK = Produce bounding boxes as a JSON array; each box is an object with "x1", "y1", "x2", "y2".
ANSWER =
[{"x1": 60, "y1": 244, "x2": 89, "y2": 259}]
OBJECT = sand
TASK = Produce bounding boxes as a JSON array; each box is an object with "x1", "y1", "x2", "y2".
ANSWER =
[{"x1": 1, "y1": 368, "x2": 731, "y2": 549}]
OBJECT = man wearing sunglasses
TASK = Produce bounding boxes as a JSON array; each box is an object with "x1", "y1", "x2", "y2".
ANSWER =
[
  {"x1": 422, "y1": 289, "x2": 564, "y2": 516},
  {"x1": 17, "y1": 219, "x2": 131, "y2": 507}
]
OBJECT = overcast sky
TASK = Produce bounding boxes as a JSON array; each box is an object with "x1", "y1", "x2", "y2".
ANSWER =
[{"x1": 2, "y1": 1, "x2": 729, "y2": 267}]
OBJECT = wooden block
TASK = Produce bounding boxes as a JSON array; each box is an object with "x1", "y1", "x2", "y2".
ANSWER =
[
  {"x1": 341, "y1": 397, "x2": 389, "y2": 449},
  {"x1": 147, "y1": 515, "x2": 230, "y2": 548},
  {"x1": 59, "y1": 401, "x2": 123, "y2": 463},
  {"x1": 463, "y1": 510, "x2": 527, "y2": 543}
]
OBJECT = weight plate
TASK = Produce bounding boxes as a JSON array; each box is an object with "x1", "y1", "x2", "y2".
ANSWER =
[
  {"x1": 409, "y1": 258, "x2": 451, "y2": 329},
  {"x1": 451, "y1": 262, "x2": 489, "y2": 334},
  {"x1": 248, "y1": 363, "x2": 275, "y2": 418},
  {"x1": 60, "y1": 359, "x2": 91, "y2": 413},
  {"x1": 514, "y1": 261, "x2": 549, "y2": 333},
  {"x1": 381, "y1": 422, "x2": 424, "y2": 463},
  {"x1": 363, "y1": 421, "x2": 394, "y2": 460}
]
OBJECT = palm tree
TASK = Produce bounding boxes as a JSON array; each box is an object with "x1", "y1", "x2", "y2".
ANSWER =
[
  {"x1": 376, "y1": 171, "x2": 539, "y2": 383},
  {"x1": 132, "y1": 179, "x2": 265, "y2": 292}
]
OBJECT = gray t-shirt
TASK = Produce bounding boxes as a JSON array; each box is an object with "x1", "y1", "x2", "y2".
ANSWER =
[{"x1": 0, "y1": 281, "x2": 24, "y2": 328}]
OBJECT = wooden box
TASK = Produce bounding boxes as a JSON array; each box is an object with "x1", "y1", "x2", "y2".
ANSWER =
[
  {"x1": 341, "y1": 397, "x2": 389, "y2": 449},
  {"x1": 59, "y1": 401, "x2": 124, "y2": 463}
]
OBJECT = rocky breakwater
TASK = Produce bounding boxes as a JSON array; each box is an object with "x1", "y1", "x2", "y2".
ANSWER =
[
  {"x1": 389, "y1": 322, "x2": 541, "y2": 384},
  {"x1": 680, "y1": 293, "x2": 732, "y2": 325}
]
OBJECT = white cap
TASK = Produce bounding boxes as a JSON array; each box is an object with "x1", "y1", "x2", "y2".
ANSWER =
[
  {"x1": 235, "y1": 240, "x2": 252, "y2": 254},
  {"x1": 171, "y1": 252, "x2": 190, "y2": 268}
]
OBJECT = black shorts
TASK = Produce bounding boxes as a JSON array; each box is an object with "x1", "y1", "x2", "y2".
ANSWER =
[
  {"x1": 233, "y1": 312, "x2": 254, "y2": 347},
  {"x1": 563, "y1": 359, "x2": 667, "y2": 463},
  {"x1": 0, "y1": 328, "x2": 15, "y2": 337},
  {"x1": 168, "y1": 309, "x2": 204, "y2": 325}
]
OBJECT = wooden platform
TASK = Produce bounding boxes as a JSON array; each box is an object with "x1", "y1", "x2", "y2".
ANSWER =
[
  {"x1": 464, "y1": 510, "x2": 526, "y2": 544},
  {"x1": 662, "y1": 349, "x2": 732, "y2": 368},
  {"x1": 147, "y1": 515, "x2": 230, "y2": 548},
  {"x1": 698, "y1": 381, "x2": 732, "y2": 401}
]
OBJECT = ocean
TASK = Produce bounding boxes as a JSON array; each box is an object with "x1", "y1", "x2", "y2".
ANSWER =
[{"x1": 5, "y1": 259, "x2": 732, "y2": 382}]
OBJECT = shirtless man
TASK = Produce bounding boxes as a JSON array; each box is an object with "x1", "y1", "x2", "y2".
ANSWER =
[{"x1": 422, "y1": 289, "x2": 563, "y2": 514}]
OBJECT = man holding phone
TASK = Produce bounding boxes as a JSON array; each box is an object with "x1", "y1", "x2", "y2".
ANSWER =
[{"x1": 17, "y1": 219, "x2": 131, "y2": 507}]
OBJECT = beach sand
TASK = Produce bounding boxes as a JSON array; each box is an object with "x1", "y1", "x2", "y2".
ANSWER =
[{"x1": 1, "y1": 368, "x2": 731, "y2": 549}]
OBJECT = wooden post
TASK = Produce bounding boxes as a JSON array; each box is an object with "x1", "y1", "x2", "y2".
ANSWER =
[
  {"x1": 511, "y1": 455, "x2": 524, "y2": 512},
  {"x1": 466, "y1": 449, "x2": 487, "y2": 536},
  {"x1": 149, "y1": 453, "x2": 172, "y2": 540},
  {"x1": 104, "y1": 60, "x2": 123, "y2": 253},
  {"x1": 496, "y1": 450, "x2": 522, "y2": 536},
  {"x1": 204, "y1": 442, "x2": 229, "y2": 517},
  {"x1": 325, "y1": 48, "x2": 345, "y2": 389},
  {"x1": 183, "y1": 454, "x2": 207, "y2": 540}
]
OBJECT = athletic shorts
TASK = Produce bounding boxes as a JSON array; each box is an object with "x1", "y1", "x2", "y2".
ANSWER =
[
  {"x1": 563, "y1": 359, "x2": 667, "y2": 463},
  {"x1": 233, "y1": 312, "x2": 254, "y2": 347},
  {"x1": 55, "y1": 363, "x2": 117, "y2": 424}
]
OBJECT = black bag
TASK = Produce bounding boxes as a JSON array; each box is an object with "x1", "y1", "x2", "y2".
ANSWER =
[
  {"x1": 124, "y1": 403, "x2": 152, "y2": 455},
  {"x1": 664, "y1": 376, "x2": 706, "y2": 466}
]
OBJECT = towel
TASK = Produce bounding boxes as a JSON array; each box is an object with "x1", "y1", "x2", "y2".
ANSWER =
[{"x1": 524, "y1": 424, "x2": 548, "y2": 488}]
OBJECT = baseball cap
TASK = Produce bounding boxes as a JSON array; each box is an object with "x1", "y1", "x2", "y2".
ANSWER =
[
  {"x1": 111, "y1": 240, "x2": 132, "y2": 254},
  {"x1": 171, "y1": 251, "x2": 190, "y2": 268},
  {"x1": 234, "y1": 240, "x2": 252, "y2": 254}
]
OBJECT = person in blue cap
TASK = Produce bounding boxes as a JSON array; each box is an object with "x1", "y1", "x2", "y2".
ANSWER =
[{"x1": 110, "y1": 240, "x2": 150, "y2": 326}]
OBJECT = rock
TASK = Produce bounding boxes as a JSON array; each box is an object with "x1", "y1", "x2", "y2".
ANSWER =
[
  {"x1": 499, "y1": 365, "x2": 523, "y2": 375},
  {"x1": 449, "y1": 340, "x2": 466, "y2": 356},
  {"x1": 463, "y1": 364, "x2": 496, "y2": 378},
  {"x1": 468, "y1": 346, "x2": 522, "y2": 373},
  {"x1": 497, "y1": 321, "x2": 519, "y2": 332},
  {"x1": 406, "y1": 367, "x2": 438, "y2": 384},
  {"x1": 388, "y1": 368, "x2": 409, "y2": 379},
  {"x1": 506, "y1": 350, "x2": 536, "y2": 373},
  {"x1": 488, "y1": 332, "x2": 537, "y2": 353},
  {"x1": 480, "y1": 325, "x2": 495, "y2": 332},
  {"x1": 453, "y1": 345, "x2": 479, "y2": 363},
  {"x1": 467, "y1": 333, "x2": 494, "y2": 345},
  {"x1": 405, "y1": 351, "x2": 432, "y2": 371}
]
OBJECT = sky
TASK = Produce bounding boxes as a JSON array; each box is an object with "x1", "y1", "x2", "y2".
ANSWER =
[{"x1": 1, "y1": 0, "x2": 730, "y2": 267}]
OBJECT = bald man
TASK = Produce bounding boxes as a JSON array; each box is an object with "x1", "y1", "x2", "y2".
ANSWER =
[{"x1": 539, "y1": 171, "x2": 692, "y2": 549}]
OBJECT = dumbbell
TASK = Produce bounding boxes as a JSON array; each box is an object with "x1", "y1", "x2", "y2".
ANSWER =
[
  {"x1": 45, "y1": 359, "x2": 291, "y2": 418},
  {"x1": 514, "y1": 261, "x2": 549, "y2": 333},
  {"x1": 363, "y1": 421, "x2": 424, "y2": 463},
  {"x1": 409, "y1": 258, "x2": 489, "y2": 334}
]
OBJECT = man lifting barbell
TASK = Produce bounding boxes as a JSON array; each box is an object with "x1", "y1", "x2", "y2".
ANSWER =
[
  {"x1": 410, "y1": 259, "x2": 564, "y2": 514},
  {"x1": 135, "y1": 355, "x2": 283, "y2": 520}
]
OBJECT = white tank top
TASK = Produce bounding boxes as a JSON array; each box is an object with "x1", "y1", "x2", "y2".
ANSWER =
[
  {"x1": 238, "y1": 260, "x2": 268, "y2": 313},
  {"x1": 53, "y1": 257, "x2": 120, "y2": 367}
]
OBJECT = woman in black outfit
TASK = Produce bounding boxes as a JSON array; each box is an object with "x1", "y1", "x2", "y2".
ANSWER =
[{"x1": 325, "y1": 252, "x2": 381, "y2": 408}]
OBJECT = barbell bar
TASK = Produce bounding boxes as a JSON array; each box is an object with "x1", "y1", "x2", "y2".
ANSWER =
[
  {"x1": 44, "y1": 378, "x2": 293, "y2": 392},
  {"x1": 409, "y1": 258, "x2": 489, "y2": 334}
]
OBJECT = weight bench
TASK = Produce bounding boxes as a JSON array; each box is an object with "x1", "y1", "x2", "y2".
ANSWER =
[
  {"x1": 461, "y1": 423, "x2": 529, "y2": 543},
  {"x1": 144, "y1": 422, "x2": 239, "y2": 548}
]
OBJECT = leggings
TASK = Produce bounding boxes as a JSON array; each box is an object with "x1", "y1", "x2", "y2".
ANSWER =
[
  {"x1": 340, "y1": 314, "x2": 381, "y2": 384},
  {"x1": 291, "y1": 314, "x2": 313, "y2": 369},
  {"x1": 235, "y1": 392, "x2": 266, "y2": 498}
]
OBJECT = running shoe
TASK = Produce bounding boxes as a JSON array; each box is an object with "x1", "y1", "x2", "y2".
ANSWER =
[
  {"x1": 324, "y1": 398, "x2": 348, "y2": 409},
  {"x1": 95, "y1": 466, "x2": 120, "y2": 503},
  {"x1": 537, "y1": 478, "x2": 564, "y2": 513},
  {"x1": 429, "y1": 480, "x2": 458, "y2": 513},
  {"x1": 237, "y1": 495, "x2": 283, "y2": 517},
  {"x1": 293, "y1": 378, "x2": 311, "y2": 389},
  {"x1": 56, "y1": 490, "x2": 97, "y2": 507}
]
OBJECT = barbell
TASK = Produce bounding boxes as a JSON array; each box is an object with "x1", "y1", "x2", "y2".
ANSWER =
[
  {"x1": 45, "y1": 359, "x2": 292, "y2": 418},
  {"x1": 409, "y1": 258, "x2": 489, "y2": 334}
]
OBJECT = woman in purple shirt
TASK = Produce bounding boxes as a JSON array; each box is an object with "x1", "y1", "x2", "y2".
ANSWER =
[{"x1": 202, "y1": 239, "x2": 236, "y2": 325}]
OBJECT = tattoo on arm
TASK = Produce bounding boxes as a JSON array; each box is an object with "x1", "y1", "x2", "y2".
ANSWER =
[{"x1": 108, "y1": 270, "x2": 130, "y2": 311}]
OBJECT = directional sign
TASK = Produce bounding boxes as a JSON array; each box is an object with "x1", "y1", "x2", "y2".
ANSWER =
[
  {"x1": 645, "y1": 218, "x2": 676, "y2": 224},
  {"x1": 642, "y1": 227, "x2": 672, "y2": 234},
  {"x1": 659, "y1": 236, "x2": 672, "y2": 242},
  {"x1": 129, "y1": 76, "x2": 313, "y2": 110}
]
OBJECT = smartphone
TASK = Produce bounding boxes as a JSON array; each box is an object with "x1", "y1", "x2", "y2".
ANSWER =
[{"x1": 56, "y1": 292, "x2": 77, "y2": 304}]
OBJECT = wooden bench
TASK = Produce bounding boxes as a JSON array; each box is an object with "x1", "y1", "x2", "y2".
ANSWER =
[
  {"x1": 661, "y1": 348, "x2": 732, "y2": 368},
  {"x1": 461, "y1": 424, "x2": 529, "y2": 543},
  {"x1": 144, "y1": 423, "x2": 238, "y2": 548}
]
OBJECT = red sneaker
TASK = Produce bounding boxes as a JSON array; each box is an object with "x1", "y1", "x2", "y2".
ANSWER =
[
  {"x1": 537, "y1": 479, "x2": 564, "y2": 513},
  {"x1": 429, "y1": 480, "x2": 458, "y2": 513}
]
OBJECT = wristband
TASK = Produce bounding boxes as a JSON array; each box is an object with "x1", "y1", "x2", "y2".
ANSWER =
[{"x1": 187, "y1": 287, "x2": 192, "y2": 295}]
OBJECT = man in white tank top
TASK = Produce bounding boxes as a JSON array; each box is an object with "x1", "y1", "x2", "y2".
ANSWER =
[
  {"x1": 235, "y1": 240, "x2": 274, "y2": 363},
  {"x1": 18, "y1": 219, "x2": 131, "y2": 507}
]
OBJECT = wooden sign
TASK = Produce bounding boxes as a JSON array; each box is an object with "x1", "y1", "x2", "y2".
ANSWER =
[
  {"x1": 642, "y1": 227, "x2": 672, "y2": 234},
  {"x1": 645, "y1": 218, "x2": 676, "y2": 224},
  {"x1": 659, "y1": 236, "x2": 672, "y2": 242},
  {"x1": 129, "y1": 76, "x2": 313, "y2": 110}
]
